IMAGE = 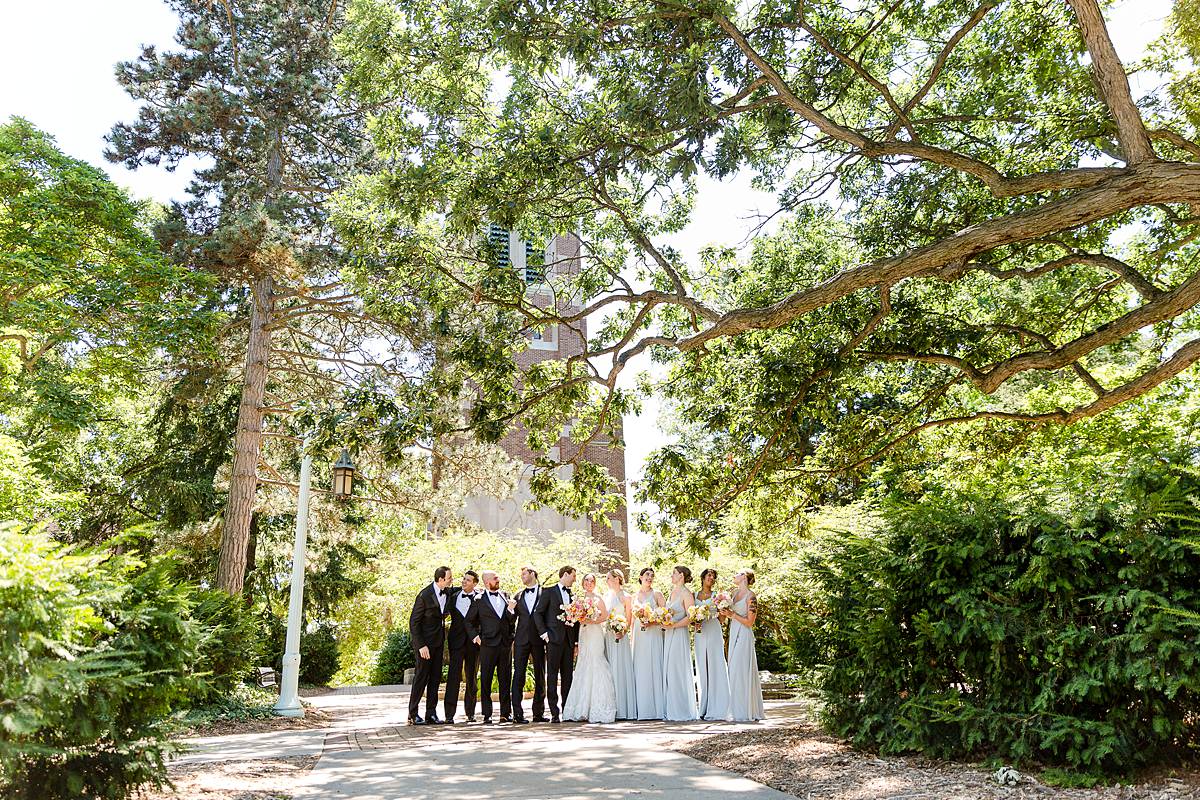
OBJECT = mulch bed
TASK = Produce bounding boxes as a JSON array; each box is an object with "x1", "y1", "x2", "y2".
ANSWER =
[
  {"x1": 136, "y1": 756, "x2": 318, "y2": 800},
  {"x1": 676, "y1": 722, "x2": 1200, "y2": 799},
  {"x1": 183, "y1": 705, "x2": 334, "y2": 738}
]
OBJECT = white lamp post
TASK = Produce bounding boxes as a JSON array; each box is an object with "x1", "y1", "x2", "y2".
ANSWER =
[{"x1": 274, "y1": 440, "x2": 355, "y2": 718}]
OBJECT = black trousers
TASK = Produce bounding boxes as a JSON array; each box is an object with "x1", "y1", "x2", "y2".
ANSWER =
[
  {"x1": 545, "y1": 638, "x2": 574, "y2": 718},
  {"x1": 408, "y1": 644, "x2": 443, "y2": 720},
  {"x1": 444, "y1": 643, "x2": 479, "y2": 719},
  {"x1": 478, "y1": 643, "x2": 513, "y2": 720},
  {"x1": 511, "y1": 638, "x2": 546, "y2": 719}
]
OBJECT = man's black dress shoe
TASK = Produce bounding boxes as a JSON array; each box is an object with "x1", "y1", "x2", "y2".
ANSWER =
[
  {"x1": 425, "y1": 715, "x2": 442, "y2": 725},
  {"x1": 483, "y1": 717, "x2": 493, "y2": 725},
  {"x1": 441, "y1": 718, "x2": 455, "y2": 724},
  {"x1": 407, "y1": 716, "x2": 422, "y2": 726},
  {"x1": 466, "y1": 715, "x2": 476, "y2": 723},
  {"x1": 513, "y1": 717, "x2": 530, "y2": 725},
  {"x1": 550, "y1": 716, "x2": 561, "y2": 724}
]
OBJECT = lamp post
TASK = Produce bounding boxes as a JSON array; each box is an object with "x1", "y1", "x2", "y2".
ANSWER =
[{"x1": 274, "y1": 440, "x2": 355, "y2": 717}]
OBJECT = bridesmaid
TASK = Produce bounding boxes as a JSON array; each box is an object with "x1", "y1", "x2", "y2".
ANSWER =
[
  {"x1": 630, "y1": 567, "x2": 666, "y2": 720},
  {"x1": 694, "y1": 568, "x2": 730, "y2": 721},
  {"x1": 662, "y1": 566, "x2": 699, "y2": 721},
  {"x1": 722, "y1": 569, "x2": 765, "y2": 721},
  {"x1": 603, "y1": 569, "x2": 638, "y2": 720}
]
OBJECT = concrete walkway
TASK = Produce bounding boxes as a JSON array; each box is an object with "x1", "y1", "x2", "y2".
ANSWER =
[{"x1": 181, "y1": 685, "x2": 800, "y2": 799}]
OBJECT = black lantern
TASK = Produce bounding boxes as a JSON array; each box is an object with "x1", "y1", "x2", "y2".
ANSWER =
[{"x1": 332, "y1": 449, "x2": 356, "y2": 500}]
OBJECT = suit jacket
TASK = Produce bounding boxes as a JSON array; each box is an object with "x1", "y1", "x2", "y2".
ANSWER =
[
  {"x1": 446, "y1": 587, "x2": 479, "y2": 651},
  {"x1": 512, "y1": 585, "x2": 545, "y2": 649},
  {"x1": 409, "y1": 583, "x2": 449, "y2": 652},
  {"x1": 533, "y1": 583, "x2": 578, "y2": 647},
  {"x1": 466, "y1": 591, "x2": 516, "y2": 648}
]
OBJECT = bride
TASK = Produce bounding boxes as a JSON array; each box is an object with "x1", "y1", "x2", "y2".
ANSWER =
[{"x1": 561, "y1": 572, "x2": 618, "y2": 723}]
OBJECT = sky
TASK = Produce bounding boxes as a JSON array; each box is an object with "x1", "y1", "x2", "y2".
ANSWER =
[{"x1": 0, "y1": 0, "x2": 1173, "y2": 550}]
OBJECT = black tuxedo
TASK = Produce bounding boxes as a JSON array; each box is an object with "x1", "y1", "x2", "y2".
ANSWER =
[
  {"x1": 407, "y1": 583, "x2": 449, "y2": 720},
  {"x1": 510, "y1": 584, "x2": 547, "y2": 720},
  {"x1": 466, "y1": 591, "x2": 515, "y2": 721},
  {"x1": 533, "y1": 583, "x2": 578, "y2": 719},
  {"x1": 444, "y1": 587, "x2": 480, "y2": 720}
]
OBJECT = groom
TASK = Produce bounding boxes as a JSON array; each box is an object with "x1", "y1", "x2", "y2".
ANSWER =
[{"x1": 533, "y1": 565, "x2": 577, "y2": 724}]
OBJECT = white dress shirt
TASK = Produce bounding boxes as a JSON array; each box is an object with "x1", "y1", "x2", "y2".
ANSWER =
[
  {"x1": 433, "y1": 583, "x2": 446, "y2": 613},
  {"x1": 455, "y1": 589, "x2": 474, "y2": 618},
  {"x1": 524, "y1": 585, "x2": 540, "y2": 613},
  {"x1": 487, "y1": 590, "x2": 504, "y2": 617}
]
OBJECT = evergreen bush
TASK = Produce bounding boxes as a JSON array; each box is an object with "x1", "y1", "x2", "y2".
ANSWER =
[
  {"x1": 299, "y1": 623, "x2": 340, "y2": 686},
  {"x1": 796, "y1": 467, "x2": 1200, "y2": 774},
  {"x1": 371, "y1": 629, "x2": 415, "y2": 685},
  {"x1": 0, "y1": 524, "x2": 198, "y2": 799}
]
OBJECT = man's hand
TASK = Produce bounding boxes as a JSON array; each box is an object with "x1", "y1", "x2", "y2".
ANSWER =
[
  {"x1": 473, "y1": 635, "x2": 481, "y2": 646},
  {"x1": 419, "y1": 645, "x2": 431, "y2": 660},
  {"x1": 540, "y1": 632, "x2": 549, "y2": 642}
]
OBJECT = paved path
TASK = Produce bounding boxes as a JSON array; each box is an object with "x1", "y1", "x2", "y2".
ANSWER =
[{"x1": 181, "y1": 686, "x2": 801, "y2": 799}]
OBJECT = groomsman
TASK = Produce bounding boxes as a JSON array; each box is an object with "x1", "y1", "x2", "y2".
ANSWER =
[
  {"x1": 533, "y1": 565, "x2": 577, "y2": 723},
  {"x1": 466, "y1": 570, "x2": 516, "y2": 724},
  {"x1": 510, "y1": 565, "x2": 547, "y2": 723},
  {"x1": 408, "y1": 565, "x2": 453, "y2": 725},
  {"x1": 444, "y1": 570, "x2": 481, "y2": 723}
]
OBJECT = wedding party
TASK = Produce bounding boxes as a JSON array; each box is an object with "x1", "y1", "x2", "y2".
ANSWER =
[{"x1": 406, "y1": 564, "x2": 766, "y2": 726}]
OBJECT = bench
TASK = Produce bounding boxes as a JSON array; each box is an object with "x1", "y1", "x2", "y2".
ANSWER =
[{"x1": 257, "y1": 666, "x2": 278, "y2": 691}]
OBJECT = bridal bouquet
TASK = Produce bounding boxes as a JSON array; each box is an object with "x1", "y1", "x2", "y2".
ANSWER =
[
  {"x1": 713, "y1": 590, "x2": 734, "y2": 612},
  {"x1": 606, "y1": 611, "x2": 629, "y2": 639},
  {"x1": 558, "y1": 596, "x2": 604, "y2": 626}
]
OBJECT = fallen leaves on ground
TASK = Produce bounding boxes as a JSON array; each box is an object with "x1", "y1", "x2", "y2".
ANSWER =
[
  {"x1": 137, "y1": 756, "x2": 318, "y2": 800},
  {"x1": 676, "y1": 722, "x2": 1200, "y2": 799}
]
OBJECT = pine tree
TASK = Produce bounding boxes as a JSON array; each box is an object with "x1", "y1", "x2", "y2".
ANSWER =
[{"x1": 108, "y1": 0, "x2": 419, "y2": 593}]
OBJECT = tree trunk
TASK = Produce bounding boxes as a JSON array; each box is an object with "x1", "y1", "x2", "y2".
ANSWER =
[{"x1": 216, "y1": 275, "x2": 275, "y2": 594}]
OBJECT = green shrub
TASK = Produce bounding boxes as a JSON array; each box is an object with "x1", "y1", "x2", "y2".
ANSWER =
[
  {"x1": 189, "y1": 589, "x2": 264, "y2": 702},
  {"x1": 754, "y1": 631, "x2": 795, "y2": 673},
  {"x1": 797, "y1": 467, "x2": 1200, "y2": 774},
  {"x1": 299, "y1": 623, "x2": 340, "y2": 686},
  {"x1": 0, "y1": 524, "x2": 199, "y2": 799},
  {"x1": 179, "y1": 684, "x2": 278, "y2": 730},
  {"x1": 371, "y1": 629, "x2": 415, "y2": 685}
]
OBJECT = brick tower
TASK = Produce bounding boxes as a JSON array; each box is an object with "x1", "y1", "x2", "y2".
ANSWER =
[{"x1": 459, "y1": 230, "x2": 630, "y2": 565}]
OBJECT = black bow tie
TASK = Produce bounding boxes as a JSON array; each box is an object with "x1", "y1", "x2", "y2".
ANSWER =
[{"x1": 489, "y1": 591, "x2": 500, "y2": 597}]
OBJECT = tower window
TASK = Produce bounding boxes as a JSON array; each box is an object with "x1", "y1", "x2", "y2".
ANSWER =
[
  {"x1": 524, "y1": 239, "x2": 545, "y2": 284},
  {"x1": 530, "y1": 324, "x2": 557, "y2": 350}
]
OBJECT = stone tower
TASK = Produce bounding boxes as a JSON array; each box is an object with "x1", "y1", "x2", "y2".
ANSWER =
[{"x1": 458, "y1": 229, "x2": 630, "y2": 565}]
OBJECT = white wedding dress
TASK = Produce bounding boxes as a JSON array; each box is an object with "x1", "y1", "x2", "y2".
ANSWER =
[{"x1": 562, "y1": 594, "x2": 618, "y2": 724}]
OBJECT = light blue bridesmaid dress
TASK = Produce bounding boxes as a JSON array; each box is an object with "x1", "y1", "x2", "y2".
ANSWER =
[
  {"x1": 661, "y1": 590, "x2": 699, "y2": 721},
  {"x1": 693, "y1": 594, "x2": 730, "y2": 720},
  {"x1": 603, "y1": 590, "x2": 638, "y2": 720},
  {"x1": 726, "y1": 592, "x2": 765, "y2": 721},
  {"x1": 630, "y1": 589, "x2": 666, "y2": 720}
]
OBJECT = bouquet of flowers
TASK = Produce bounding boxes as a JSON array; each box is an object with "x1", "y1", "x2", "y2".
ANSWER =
[
  {"x1": 713, "y1": 590, "x2": 734, "y2": 612},
  {"x1": 654, "y1": 606, "x2": 676, "y2": 627},
  {"x1": 633, "y1": 603, "x2": 659, "y2": 630},
  {"x1": 687, "y1": 602, "x2": 715, "y2": 624},
  {"x1": 606, "y1": 611, "x2": 629, "y2": 639},
  {"x1": 558, "y1": 595, "x2": 604, "y2": 626}
]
